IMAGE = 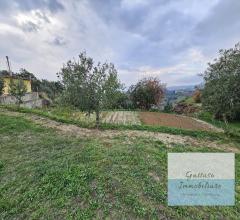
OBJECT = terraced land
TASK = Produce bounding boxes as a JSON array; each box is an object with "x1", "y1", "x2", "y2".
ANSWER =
[
  {"x1": 102, "y1": 111, "x2": 141, "y2": 125},
  {"x1": 1, "y1": 106, "x2": 222, "y2": 132}
]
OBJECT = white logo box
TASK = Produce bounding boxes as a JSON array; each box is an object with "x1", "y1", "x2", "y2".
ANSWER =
[{"x1": 168, "y1": 153, "x2": 235, "y2": 206}]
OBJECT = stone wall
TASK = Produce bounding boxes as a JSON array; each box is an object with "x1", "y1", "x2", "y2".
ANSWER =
[{"x1": 0, "y1": 92, "x2": 47, "y2": 108}]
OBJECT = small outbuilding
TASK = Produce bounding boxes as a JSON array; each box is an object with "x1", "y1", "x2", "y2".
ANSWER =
[{"x1": 1, "y1": 74, "x2": 32, "y2": 95}]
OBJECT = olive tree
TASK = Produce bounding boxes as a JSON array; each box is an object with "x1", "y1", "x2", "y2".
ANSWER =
[
  {"x1": 58, "y1": 52, "x2": 122, "y2": 127},
  {"x1": 9, "y1": 78, "x2": 27, "y2": 107},
  {"x1": 202, "y1": 43, "x2": 240, "y2": 121}
]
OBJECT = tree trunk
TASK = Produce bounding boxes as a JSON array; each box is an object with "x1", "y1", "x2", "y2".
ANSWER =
[
  {"x1": 96, "y1": 110, "x2": 100, "y2": 129},
  {"x1": 223, "y1": 113, "x2": 228, "y2": 127},
  {"x1": 17, "y1": 98, "x2": 21, "y2": 108}
]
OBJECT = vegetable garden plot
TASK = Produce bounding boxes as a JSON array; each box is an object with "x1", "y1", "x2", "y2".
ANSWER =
[
  {"x1": 102, "y1": 111, "x2": 141, "y2": 125},
  {"x1": 139, "y1": 112, "x2": 222, "y2": 132}
]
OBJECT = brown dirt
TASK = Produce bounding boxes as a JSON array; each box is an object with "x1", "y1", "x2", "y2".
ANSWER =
[
  {"x1": 1, "y1": 110, "x2": 238, "y2": 153},
  {"x1": 139, "y1": 112, "x2": 222, "y2": 132},
  {"x1": 148, "y1": 172, "x2": 160, "y2": 181}
]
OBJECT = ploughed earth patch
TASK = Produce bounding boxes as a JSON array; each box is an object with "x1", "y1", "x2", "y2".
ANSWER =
[
  {"x1": 139, "y1": 112, "x2": 221, "y2": 132},
  {"x1": 102, "y1": 111, "x2": 141, "y2": 125}
]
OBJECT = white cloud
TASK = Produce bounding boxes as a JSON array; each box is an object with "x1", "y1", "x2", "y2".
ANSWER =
[
  {"x1": 119, "y1": 48, "x2": 208, "y2": 87},
  {"x1": 0, "y1": 0, "x2": 239, "y2": 87},
  {"x1": 121, "y1": 0, "x2": 149, "y2": 9},
  {"x1": 0, "y1": 23, "x2": 23, "y2": 36}
]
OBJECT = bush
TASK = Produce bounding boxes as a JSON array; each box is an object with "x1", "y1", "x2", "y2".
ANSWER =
[
  {"x1": 193, "y1": 89, "x2": 202, "y2": 103},
  {"x1": 163, "y1": 102, "x2": 173, "y2": 113},
  {"x1": 173, "y1": 102, "x2": 199, "y2": 115},
  {"x1": 129, "y1": 77, "x2": 165, "y2": 110}
]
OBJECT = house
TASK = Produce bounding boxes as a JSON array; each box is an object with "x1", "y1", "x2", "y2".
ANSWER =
[
  {"x1": 0, "y1": 72, "x2": 49, "y2": 108},
  {"x1": 0, "y1": 76, "x2": 46, "y2": 108},
  {"x1": 0, "y1": 74, "x2": 32, "y2": 95}
]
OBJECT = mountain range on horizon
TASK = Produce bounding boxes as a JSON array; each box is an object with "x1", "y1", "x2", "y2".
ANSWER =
[{"x1": 167, "y1": 85, "x2": 196, "y2": 91}]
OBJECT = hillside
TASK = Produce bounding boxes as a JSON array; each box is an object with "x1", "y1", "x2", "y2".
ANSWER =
[{"x1": 0, "y1": 110, "x2": 239, "y2": 219}]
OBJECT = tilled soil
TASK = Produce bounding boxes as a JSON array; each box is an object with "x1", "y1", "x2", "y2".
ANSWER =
[
  {"x1": 102, "y1": 111, "x2": 141, "y2": 125},
  {"x1": 139, "y1": 112, "x2": 223, "y2": 132},
  {"x1": 0, "y1": 110, "x2": 238, "y2": 153}
]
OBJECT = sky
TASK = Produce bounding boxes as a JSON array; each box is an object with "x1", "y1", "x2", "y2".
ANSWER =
[{"x1": 0, "y1": 0, "x2": 240, "y2": 87}]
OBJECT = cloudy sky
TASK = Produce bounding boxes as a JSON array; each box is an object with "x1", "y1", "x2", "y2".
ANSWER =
[{"x1": 0, "y1": 0, "x2": 240, "y2": 87}]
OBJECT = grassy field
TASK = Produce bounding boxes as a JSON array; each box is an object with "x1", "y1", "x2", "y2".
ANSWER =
[{"x1": 0, "y1": 113, "x2": 240, "y2": 219}]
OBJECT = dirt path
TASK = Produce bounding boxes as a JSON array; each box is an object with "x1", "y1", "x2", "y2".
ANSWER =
[{"x1": 1, "y1": 110, "x2": 239, "y2": 153}]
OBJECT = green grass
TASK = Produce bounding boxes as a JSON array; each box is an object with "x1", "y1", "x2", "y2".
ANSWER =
[
  {"x1": 229, "y1": 121, "x2": 240, "y2": 129},
  {"x1": 100, "y1": 122, "x2": 222, "y2": 139},
  {"x1": 184, "y1": 97, "x2": 194, "y2": 104},
  {"x1": 196, "y1": 111, "x2": 240, "y2": 139},
  {"x1": 0, "y1": 105, "x2": 226, "y2": 140},
  {"x1": 0, "y1": 114, "x2": 240, "y2": 219}
]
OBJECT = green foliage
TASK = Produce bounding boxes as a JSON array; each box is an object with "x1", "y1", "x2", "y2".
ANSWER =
[
  {"x1": 202, "y1": 43, "x2": 240, "y2": 121},
  {"x1": 0, "y1": 70, "x2": 9, "y2": 77},
  {"x1": 18, "y1": 68, "x2": 63, "y2": 102},
  {"x1": 18, "y1": 69, "x2": 42, "y2": 93},
  {"x1": 110, "y1": 92, "x2": 134, "y2": 109},
  {"x1": 1, "y1": 68, "x2": 63, "y2": 103},
  {"x1": 197, "y1": 111, "x2": 240, "y2": 140},
  {"x1": 58, "y1": 52, "x2": 122, "y2": 127},
  {"x1": 102, "y1": 70, "x2": 123, "y2": 109},
  {"x1": 18, "y1": 68, "x2": 37, "y2": 80},
  {"x1": 129, "y1": 77, "x2": 165, "y2": 110},
  {"x1": 39, "y1": 79, "x2": 63, "y2": 101},
  {"x1": 9, "y1": 78, "x2": 27, "y2": 106},
  {"x1": 0, "y1": 77, "x2": 4, "y2": 96},
  {"x1": 0, "y1": 160, "x2": 3, "y2": 172},
  {"x1": 163, "y1": 102, "x2": 173, "y2": 113}
]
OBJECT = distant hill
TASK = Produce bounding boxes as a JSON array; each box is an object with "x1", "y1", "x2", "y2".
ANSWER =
[
  {"x1": 165, "y1": 85, "x2": 196, "y2": 105},
  {"x1": 167, "y1": 85, "x2": 196, "y2": 91}
]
